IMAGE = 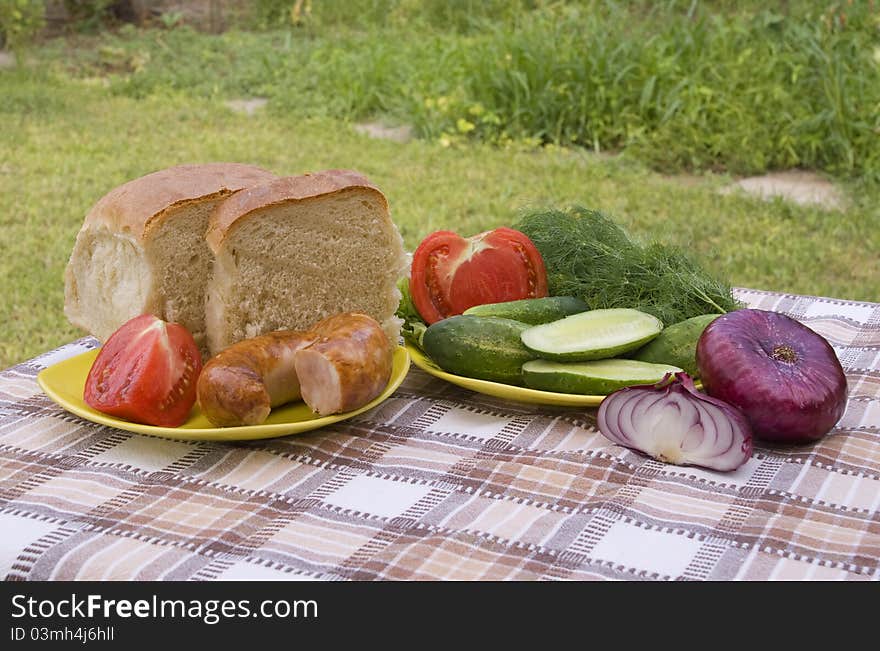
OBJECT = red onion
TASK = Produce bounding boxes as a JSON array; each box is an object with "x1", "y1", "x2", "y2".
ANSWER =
[
  {"x1": 696, "y1": 309, "x2": 848, "y2": 443},
  {"x1": 597, "y1": 372, "x2": 753, "y2": 472}
]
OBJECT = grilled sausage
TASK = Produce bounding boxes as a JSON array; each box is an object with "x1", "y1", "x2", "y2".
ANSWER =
[
  {"x1": 197, "y1": 330, "x2": 315, "y2": 427},
  {"x1": 197, "y1": 312, "x2": 393, "y2": 426},
  {"x1": 295, "y1": 313, "x2": 394, "y2": 416}
]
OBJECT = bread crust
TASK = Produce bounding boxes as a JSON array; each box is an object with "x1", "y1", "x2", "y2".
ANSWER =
[
  {"x1": 83, "y1": 163, "x2": 277, "y2": 239},
  {"x1": 65, "y1": 163, "x2": 277, "y2": 345},
  {"x1": 206, "y1": 169, "x2": 388, "y2": 253}
]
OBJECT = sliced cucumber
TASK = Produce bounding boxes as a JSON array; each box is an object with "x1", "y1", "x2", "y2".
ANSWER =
[
  {"x1": 522, "y1": 358, "x2": 683, "y2": 395},
  {"x1": 521, "y1": 308, "x2": 663, "y2": 361},
  {"x1": 463, "y1": 296, "x2": 589, "y2": 325}
]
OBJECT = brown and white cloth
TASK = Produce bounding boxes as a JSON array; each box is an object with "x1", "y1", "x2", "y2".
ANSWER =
[{"x1": 1, "y1": 288, "x2": 878, "y2": 581}]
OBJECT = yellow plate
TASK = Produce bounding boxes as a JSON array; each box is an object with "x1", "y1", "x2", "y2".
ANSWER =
[
  {"x1": 37, "y1": 346, "x2": 410, "y2": 441},
  {"x1": 407, "y1": 343, "x2": 606, "y2": 407},
  {"x1": 408, "y1": 345, "x2": 703, "y2": 407}
]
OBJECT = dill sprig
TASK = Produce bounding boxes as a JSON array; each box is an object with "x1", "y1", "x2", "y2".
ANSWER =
[{"x1": 515, "y1": 206, "x2": 740, "y2": 326}]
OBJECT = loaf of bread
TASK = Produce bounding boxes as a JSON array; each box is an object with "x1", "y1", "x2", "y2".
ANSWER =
[
  {"x1": 205, "y1": 169, "x2": 408, "y2": 355},
  {"x1": 64, "y1": 163, "x2": 277, "y2": 354}
]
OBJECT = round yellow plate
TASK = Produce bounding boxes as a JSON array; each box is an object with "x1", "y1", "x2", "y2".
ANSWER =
[
  {"x1": 37, "y1": 346, "x2": 410, "y2": 441},
  {"x1": 406, "y1": 343, "x2": 606, "y2": 407}
]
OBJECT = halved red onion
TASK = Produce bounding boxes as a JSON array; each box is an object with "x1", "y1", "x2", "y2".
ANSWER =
[{"x1": 597, "y1": 372, "x2": 753, "y2": 472}]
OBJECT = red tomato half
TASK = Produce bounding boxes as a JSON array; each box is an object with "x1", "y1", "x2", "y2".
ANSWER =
[
  {"x1": 410, "y1": 227, "x2": 549, "y2": 324},
  {"x1": 84, "y1": 314, "x2": 202, "y2": 427}
]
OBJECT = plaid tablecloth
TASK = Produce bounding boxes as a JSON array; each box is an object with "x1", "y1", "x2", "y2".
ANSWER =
[{"x1": 1, "y1": 288, "x2": 878, "y2": 581}]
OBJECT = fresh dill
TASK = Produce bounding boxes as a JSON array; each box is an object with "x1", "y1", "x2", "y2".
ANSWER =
[{"x1": 515, "y1": 206, "x2": 740, "y2": 326}]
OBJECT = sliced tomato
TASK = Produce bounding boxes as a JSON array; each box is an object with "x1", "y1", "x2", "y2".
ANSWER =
[
  {"x1": 84, "y1": 314, "x2": 202, "y2": 428},
  {"x1": 410, "y1": 227, "x2": 549, "y2": 324}
]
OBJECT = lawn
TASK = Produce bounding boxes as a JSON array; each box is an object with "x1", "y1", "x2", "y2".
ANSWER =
[{"x1": 1, "y1": 2, "x2": 878, "y2": 368}]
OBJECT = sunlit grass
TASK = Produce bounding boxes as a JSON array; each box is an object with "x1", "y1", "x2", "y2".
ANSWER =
[
  {"x1": 1, "y1": 65, "x2": 877, "y2": 368},
  {"x1": 30, "y1": 1, "x2": 880, "y2": 180}
]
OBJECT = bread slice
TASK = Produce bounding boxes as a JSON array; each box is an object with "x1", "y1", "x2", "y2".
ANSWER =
[
  {"x1": 64, "y1": 163, "x2": 277, "y2": 355},
  {"x1": 205, "y1": 169, "x2": 408, "y2": 355}
]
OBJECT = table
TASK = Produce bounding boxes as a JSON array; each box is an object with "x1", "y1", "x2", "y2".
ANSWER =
[{"x1": 1, "y1": 288, "x2": 877, "y2": 581}]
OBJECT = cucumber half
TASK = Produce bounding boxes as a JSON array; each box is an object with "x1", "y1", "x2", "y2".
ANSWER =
[
  {"x1": 521, "y1": 308, "x2": 663, "y2": 361},
  {"x1": 522, "y1": 358, "x2": 683, "y2": 395},
  {"x1": 463, "y1": 296, "x2": 589, "y2": 325}
]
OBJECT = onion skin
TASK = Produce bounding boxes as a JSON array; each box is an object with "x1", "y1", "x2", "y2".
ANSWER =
[
  {"x1": 597, "y1": 372, "x2": 753, "y2": 472},
  {"x1": 696, "y1": 309, "x2": 848, "y2": 443}
]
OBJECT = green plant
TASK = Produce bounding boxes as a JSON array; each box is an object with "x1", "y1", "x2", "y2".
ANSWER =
[
  {"x1": 388, "y1": 0, "x2": 535, "y2": 33},
  {"x1": 0, "y1": 0, "x2": 45, "y2": 54},
  {"x1": 445, "y1": 3, "x2": 880, "y2": 179},
  {"x1": 159, "y1": 10, "x2": 183, "y2": 30},
  {"x1": 250, "y1": 0, "x2": 304, "y2": 29},
  {"x1": 44, "y1": 2, "x2": 877, "y2": 182},
  {"x1": 63, "y1": 0, "x2": 115, "y2": 31},
  {"x1": 514, "y1": 207, "x2": 740, "y2": 326}
]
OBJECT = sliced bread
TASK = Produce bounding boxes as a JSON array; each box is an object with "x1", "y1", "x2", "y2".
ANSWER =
[
  {"x1": 64, "y1": 163, "x2": 277, "y2": 355},
  {"x1": 205, "y1": 169, "x2": 408, "y2": 355}
]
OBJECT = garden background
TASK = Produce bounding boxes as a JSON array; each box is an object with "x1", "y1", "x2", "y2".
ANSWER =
[{"x1": 1, "y1": 0, "x2": 878, "y2": 368}]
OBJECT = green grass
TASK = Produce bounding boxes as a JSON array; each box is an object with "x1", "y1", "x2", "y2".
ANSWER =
[
  {"x1": 31, "y1": 1, "x2": 880, "y2": 180},
  {"x1": 2, "y1": 65, "x2": 878, "y2": 369},
  {"x1": 1, "y1": 7, "x2": 879, "y2": 369}
]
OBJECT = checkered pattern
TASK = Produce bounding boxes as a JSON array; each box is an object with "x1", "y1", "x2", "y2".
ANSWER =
[{"x1": 1, "y1": 288, "x2": 878, "y2": 581}]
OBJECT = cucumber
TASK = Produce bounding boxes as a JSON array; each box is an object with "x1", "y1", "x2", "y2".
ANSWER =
[
  {"x1": 521, "y1": 308, "x2": 663, "y2": 361},
  {"x1": 627, "y1": 313, "x2": 721, "y2": 376},
  {"x1": 422, "y1": 315, "x2": 535, "y2": 385},
  {"x1": 463, "y1": 296, "x2": 589, "y2": 325},
  {"x1": 522, "y1": 358, "x2": 683, "y2": 395}
]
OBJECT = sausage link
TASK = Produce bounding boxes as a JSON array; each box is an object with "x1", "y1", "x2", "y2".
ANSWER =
[
  {"x1": 197, "y1": 313, "x2": 394, "y2": 427},
  {"x1": 295, "y1": 313, "x2": 394, "y2": 416},
  {"x1": 197, "y1": 330, "x2": 315, "y2": 427}
]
